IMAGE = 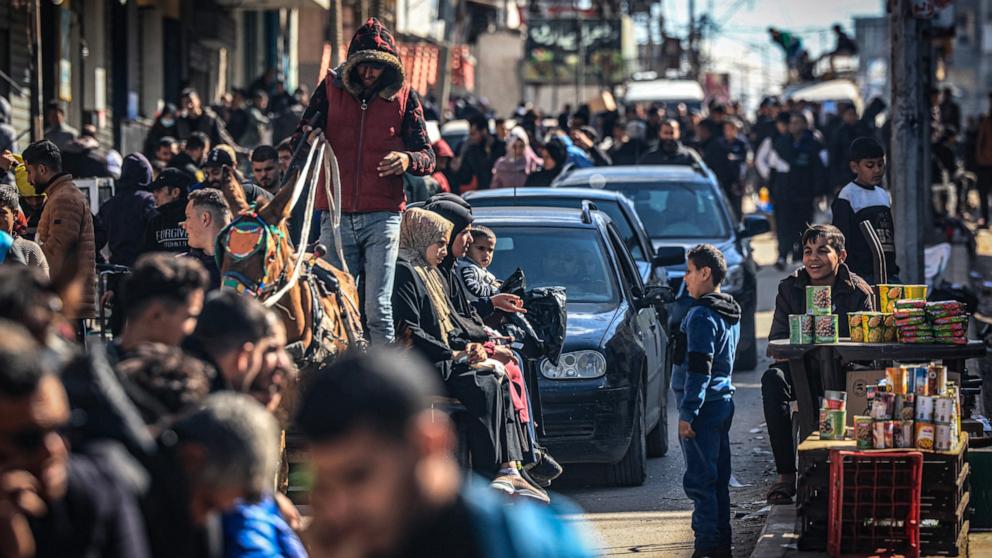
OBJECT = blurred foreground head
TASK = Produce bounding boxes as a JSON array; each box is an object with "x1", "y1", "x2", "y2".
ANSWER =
[{"x1": 295, "y1": 349, "x2": 457, "y2": 557}]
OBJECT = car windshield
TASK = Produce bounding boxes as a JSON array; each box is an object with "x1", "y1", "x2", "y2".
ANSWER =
[
  {"x1": 606, "y1": 181, "x2": 731, "y2": 239},
  {"x1": 470, "y1": 197, "x2": 645, "y2": 260},
  {"x1": 485, "y1": 226, "x2": 619, "y2": 304}
]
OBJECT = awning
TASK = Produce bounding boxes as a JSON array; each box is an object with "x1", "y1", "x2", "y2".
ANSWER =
[{"x1": 212, "y1": 0, "x2": 329, "y2": 9}]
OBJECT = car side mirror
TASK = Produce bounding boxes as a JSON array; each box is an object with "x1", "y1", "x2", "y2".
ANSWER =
[
  {"x1": 639, "y1": 284, "x2": 676, "y2": 308},
  {"x1": 741, "y1": 215, "x2": 771, "y2": 239},
  {"x1": 652, "y1": 246, "x2": 686, "y2": 268}
]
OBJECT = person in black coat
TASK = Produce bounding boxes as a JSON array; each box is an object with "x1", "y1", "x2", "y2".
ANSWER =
[
  {"x1": 391, "y1": 208, "x2": 543, "y2": 500},
  {"x1": 828, "y1": 104, "x2": 874, "y2": 192},
  {"x1": 771, "y1": 113, "x2": 828, "y2": 265},
  {"x1": 638, "y1": 119, "x2": 702, "y2": 166},
  {"x1": 524, "y1": 138, "x2": 570, "y2": 187},
  {"x1": 97, "y1": 153, "x2": 157, "y2": 267},
  {"x1": 142, "y1": 168, "x2": 193, "y2": 254}
]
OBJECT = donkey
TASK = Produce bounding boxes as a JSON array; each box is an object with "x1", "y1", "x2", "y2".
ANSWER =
[{"x1": 214, "y1": 171, "x2": 365, "y2": 365}]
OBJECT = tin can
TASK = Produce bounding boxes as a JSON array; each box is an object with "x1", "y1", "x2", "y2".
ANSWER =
[
  {"x1": 886, "y1": 367, "x2": 907, "y2": 394},
  {"x1": 934, "y1": 397, "x2": 955, "y2": 424},
  {"x1": 883, "y1": 421, "x2": 895, "y2": 448},
  {"x1": 806, "y1": 285, "x2": 831, "y2": 315},
  {"x1": 901, "y1": 420, "x2": 915, "y2": 448},
  {"x1": 824, "y1": 390, "x2": 847, "y2": 410},
  {"x1": 899, "y1": 393, "x2": 916, "y2": 420},
  {"x1": 871, "y1": 399, "x2": 890, "y2": 420},
  {"x1": 788, "y1": 314, "x2": 814, "y2": 344},
  {"x1": 848, "y1": 313, "x2": 866, "y2": 343},
  {"x1": 879, "y1": 392, "x2": 895, "y2": 418},
  {"x1": 914, "y1": 367, "x2": 930, "y2": 396},
  {"x1": 935, "y1": 423, "x2": 954, "y2": 451},
  {"x1": 878, "y1": 285, "x2": 904, "y2": 314},
  {"x1": 883, "y1": 313, "x2": 898, "y2": 342},
  {"x1": 915, "y1": 422, "x2": 935, "y2": 450},
  {"x1": 863, "y1": 312, "x2": 886, "y2": 343},
  {"x1": 873, "y1": 421, "x2": 887, "y2": 449},
  {"x1": 819, "y1": 409, "x2": 846, "y2": 440},
  {"x1": 855, "y1": 416, "x2": 873, "y2": 449},
  {"x1": 814, "y1": 315, "x2": 839, "y2": 344},
  {"x1": 928, "y1": 365, "x2": 947, "y2": 396},
  {"x1": 916, "y1": 395, "x2": 935, "y2": 422},
  {"x1": 904, "y1": 284, "x2": 928, "y2": 302},
  {"x1": 904, "y1": 366, "x2": 918, "y2": 394},
  {"x1": 865, "y1": 384, "x2": 878, "y2": 403}
]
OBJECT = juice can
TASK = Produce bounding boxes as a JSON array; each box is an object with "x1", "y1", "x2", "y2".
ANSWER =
[
  {"x1": 928, "y1": 365, "x2": 947, "y2": 396},
  {"x1": 934, "y1": 397, "x2": 955, "y2": 424},
  {"x1": 886, "y1": 367, "x2": 907, "y2": 394},
  {"x1": 814, "y1": 315, "x2": 839, "y2": 344},
  {"x1": 873, "y1": 421, "x2": 887, "y2": 449},
  {"x1": 935, "y1": 423, "x2": 954, "y2": 451},
  {"x1": 854, "y1": 416, "x2": 873, "y2": 449},
  {"x1": 788, "y1": 314, "x2": 814, "y2": 344},
  {"x1": 819, "y1": 409, "x2": 846, "y2": 440},
  {"x1": 883, "y1": 420, "x2": 895, "y2": 448},
  {"x1": 914, "y1": 367, "x2": 930, "y2": 396},
  {"x1": 901, "y1": 420, "x2": 915, "y2": 448},
  {"x1": 915, "y1": 395, "x2": 935, "y2": 422},
  {"x1": 915, "y1": 422, "x2": 935, "y2": 450},
  {"x1": 806, "y1": 285, "x2": 832, "y2": 315}
]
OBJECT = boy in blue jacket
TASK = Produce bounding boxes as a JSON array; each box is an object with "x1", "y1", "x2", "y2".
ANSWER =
[{"x1": 673, "y1": 244, "x2": 741, "y2": 558}]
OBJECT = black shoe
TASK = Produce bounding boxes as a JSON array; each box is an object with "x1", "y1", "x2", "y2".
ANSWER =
[{"x1": 526, "y1": 448, "x2": 564, "y2": 487}]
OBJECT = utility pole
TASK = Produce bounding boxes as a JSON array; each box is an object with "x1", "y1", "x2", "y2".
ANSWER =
[
  {"x1": 30, "y1": 0, "x2": 44, "y2": 142},
  {"x1": 436, "y1": 0, "x2": 458, "y2": 123},
  {"x1": 688, "y1": 0, "x2": 698, "y2": 79},
  {"x1": 890, "y1": 0, "x2": 930, "y2": 283},
  {"x1": 328, "y1": 0, "x2": 343, "y2": 67}
]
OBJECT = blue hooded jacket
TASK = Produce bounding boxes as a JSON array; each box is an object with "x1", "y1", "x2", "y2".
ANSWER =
[
  {"x1": 671, "y1": 292, "x2": 741, "y2": 423},
  {"x1": 96, "y1": 153, "x2": 157, "y2": 267},
  {"x1": 555, "y1": 134, "x2": 594, "y2": 169}
]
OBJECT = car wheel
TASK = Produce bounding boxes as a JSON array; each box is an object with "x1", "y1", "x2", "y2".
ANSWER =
[
  {"x1": 646, "y1": 390, "x2": 669, "y2": 457},
  {"x1": 608, "y1": 388, "x2": 647, "y2": 486},
  {"x1": 735, "y1": 298, "x2": 758, "y2": 371}
]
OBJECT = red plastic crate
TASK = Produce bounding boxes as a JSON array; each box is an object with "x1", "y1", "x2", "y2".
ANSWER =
[{"x1": 827, "y1": 450, "x2": 923, "y2": 558}]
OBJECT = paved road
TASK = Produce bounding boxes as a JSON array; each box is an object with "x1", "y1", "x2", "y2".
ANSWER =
[{"x1": 560, "y1": 235, "x2": 786, "y2": 558}]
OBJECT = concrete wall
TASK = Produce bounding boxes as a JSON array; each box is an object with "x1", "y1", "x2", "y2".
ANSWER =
[{"x1": 472, "y1": 30, "x2": 524, "y2": 117}]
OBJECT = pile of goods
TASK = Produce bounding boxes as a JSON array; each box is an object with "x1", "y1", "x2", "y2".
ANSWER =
[
  {"x1": 893, "y1": 299, "x2": 932, "y2": 344},
  {"x1": 927, "y1": 301, "x2": 969, "y2": 345},
  {"x1": 818, "y1": 390, "x2": 847, "y2": 441},
  {"x1": 849, "y1": 363, "x2": 961, "y2": 451},
  {"x1": 789, "y1": 286, "x2": 838, "y2": 344}
]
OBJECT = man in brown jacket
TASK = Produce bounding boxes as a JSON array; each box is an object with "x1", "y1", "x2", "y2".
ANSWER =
[
  {"x1": 974, "y1": 93, "x2": 992, "y2": 226},
  {"x1": 21, "y1": 140, "x2": 97, "y2": 319}
]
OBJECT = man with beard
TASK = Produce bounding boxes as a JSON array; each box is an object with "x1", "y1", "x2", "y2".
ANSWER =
[
  {"x1": 637, "y1": 119, "x2": 702, "y2": 166},
  {"x1": 201, "y1": 147, "x2": 272, "y2": 206},
  {"x1": 297, "y1": 349, "x2": 595, "y2": 558},
  {"x1": 250, "y1": 145, "x2": 281, "y2": 195}
]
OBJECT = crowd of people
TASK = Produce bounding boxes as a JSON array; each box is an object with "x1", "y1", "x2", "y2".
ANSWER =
[{"x1": 4, "y1": 11, "x2": 992, "y2": 558}]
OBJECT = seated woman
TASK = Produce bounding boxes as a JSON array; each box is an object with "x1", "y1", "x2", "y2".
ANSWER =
[{"x1": 391, "y1": 208, "x2": 546, "y2": 502}]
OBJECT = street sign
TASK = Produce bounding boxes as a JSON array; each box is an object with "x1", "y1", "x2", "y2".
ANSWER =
[{"x1": 523, "y1": 18, "x2": 624, "y2": 85}]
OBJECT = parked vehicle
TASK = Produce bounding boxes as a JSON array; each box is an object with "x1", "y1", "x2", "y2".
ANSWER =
[
  {"x1": 474, "y1": 205, "x2": 676, "y2": 486},
  {"x1": 553, "y1": 165, "x2": 770, "y2": 370},
  {"x1": 464, "y1": 187, "x2": 684, "y2": 288}
]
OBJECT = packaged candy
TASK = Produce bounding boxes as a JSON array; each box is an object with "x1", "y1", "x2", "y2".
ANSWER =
[
  {"x1": 926, "y1": 300, "x2": 965, "y2": 316},
  {"x1": 897, "y1": 324, "x2": 933, "y2": 335},
  {"x1": 932, "y1": 323, "x2": 966, "y2": 334},
  {"x1": 899, "y1": 334, "x2": 935, "y2": 344},
  {"x1": 932, "y1": 315, "x2": 969, "y2": 326},
  {"x1": 806, "y1": 286, "x2": 831, "y2": 315},
  {"x1": 848, "y1": 313, "x2": 866, "y2": 343},
  {"x1": 894, "y1": 298, "x2": 928, "y2": 310},
  {"x1": 893, "y1": 309, "x2": 926, "y2": 319},
  {"x1": 895, "y1": 316, "x2": 928, "y2": 327},
  {"x1": 936, "y1": 336, "x2": 968, "y2": 345}
]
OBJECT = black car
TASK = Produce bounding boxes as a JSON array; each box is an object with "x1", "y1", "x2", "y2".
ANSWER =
[
  {"x1": 464, "y1": 187, "x2": 684, "y2": 287},
  {"x1": 473, "y1": 205, "x2": 676, "y2": 486},
  {"x1": 553, "y1": 165, "x2": 770, "y2": 370}
]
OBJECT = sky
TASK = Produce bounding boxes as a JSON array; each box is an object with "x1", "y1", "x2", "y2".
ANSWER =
[{"x1": 653, "y1": 0, "x2": 885, "y2": 107}]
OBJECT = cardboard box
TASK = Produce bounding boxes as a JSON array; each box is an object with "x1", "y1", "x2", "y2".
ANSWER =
[{"x1": 845, "y1": 369, "x2": 960, "y2": 426}]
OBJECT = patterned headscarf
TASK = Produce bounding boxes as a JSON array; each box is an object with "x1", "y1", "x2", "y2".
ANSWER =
[{"x1": 399, "y1": 208, "x2": 456, "y2": 343}]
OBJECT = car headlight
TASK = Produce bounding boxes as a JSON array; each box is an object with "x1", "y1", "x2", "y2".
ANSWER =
[
  {"x1": 721, "y1": 264, "x2": 744, "y2": 293},
  {"x1": 540, "y1": 351, "x2": 607, "y2": 379}
]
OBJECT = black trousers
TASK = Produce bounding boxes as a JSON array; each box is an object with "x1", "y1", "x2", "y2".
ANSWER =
[
  {"x1": 761, "y1": 363, "x2": 797, "y2": 475},
  {"x1": 977, "y1": 166, "x2": 992, "y2": 223},
  {"x1": 447, "y1": 366, "x2": 524, "y2": 476},
  {"x1": 776, "y1": 200, "x2": 815, "y2": 261}
]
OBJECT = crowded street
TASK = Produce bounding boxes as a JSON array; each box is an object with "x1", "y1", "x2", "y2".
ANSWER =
[{"x1": 4, "y1": 1, "x2": 992, "y2": 557}]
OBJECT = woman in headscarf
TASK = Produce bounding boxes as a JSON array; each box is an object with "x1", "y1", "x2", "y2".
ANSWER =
[
  {"x1": 491, "y1": 128, "x2": 541, "y2": 189},
  {"x1": 392, "y1": 207, "x2": 545, "y2": 501}
]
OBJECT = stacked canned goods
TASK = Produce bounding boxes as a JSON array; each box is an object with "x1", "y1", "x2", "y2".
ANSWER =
[
  {"x1": 819, "y1": 390, "x2": 847, "y2": 441},
  {"x1": 852, "y1": 362, "x2": 960, "y2": 451}
]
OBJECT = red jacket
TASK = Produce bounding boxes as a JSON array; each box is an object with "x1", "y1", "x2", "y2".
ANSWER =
[{"x1": 309, "y1": 18, "x2": 435, "y2": 213}]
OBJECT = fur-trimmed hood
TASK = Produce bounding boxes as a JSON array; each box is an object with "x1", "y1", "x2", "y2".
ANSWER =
[{"x1": 335, "y1": 18, "x2": 406, "y2": 100}]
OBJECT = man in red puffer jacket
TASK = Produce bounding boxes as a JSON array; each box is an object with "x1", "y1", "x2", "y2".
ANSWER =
[{"x1": 296, "y1": 18, "x2": 435, "y2": 344}]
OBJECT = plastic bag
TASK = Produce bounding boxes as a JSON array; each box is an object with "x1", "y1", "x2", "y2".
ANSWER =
[
  {"x1": 500, "y1": 268, "x2": 527, "y2": 297},
  {"x1": 524, "y1": 287, "x2": 567, "y2": 366}
]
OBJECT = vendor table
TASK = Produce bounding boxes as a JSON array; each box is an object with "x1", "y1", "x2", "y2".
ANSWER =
[{"x1": 766, "y1": 339, "x2": 986, "y2": 439}]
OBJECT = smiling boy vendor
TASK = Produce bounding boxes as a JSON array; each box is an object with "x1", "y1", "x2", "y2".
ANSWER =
[{"x1": 761, "y1": 224, "x2": 874, "y2": 504}]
